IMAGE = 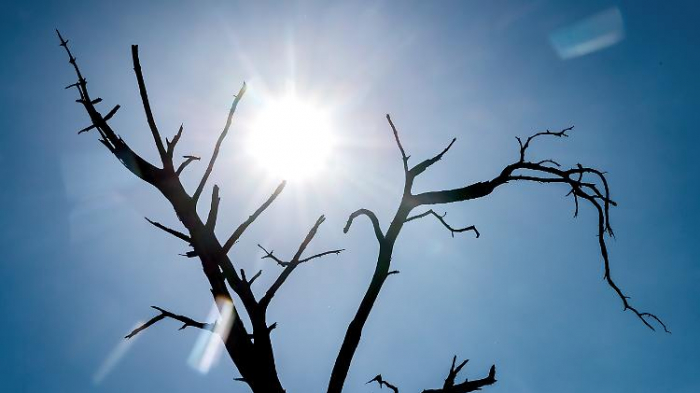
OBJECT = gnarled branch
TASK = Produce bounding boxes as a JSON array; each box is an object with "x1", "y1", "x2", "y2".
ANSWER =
[
  {"x1": 422, "y1": 358, "x2": 496, "y2": 393},
  {"x1": 405, "y1": 210, "x2": 480, "y2": 238}
]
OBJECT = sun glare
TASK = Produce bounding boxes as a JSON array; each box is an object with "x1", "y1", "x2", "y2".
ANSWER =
[{"x1": 247, "y1": 94, "x2": 335, "y2": 181}]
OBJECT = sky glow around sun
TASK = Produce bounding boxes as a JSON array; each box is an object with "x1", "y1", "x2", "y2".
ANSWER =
[{"x1": 246, "y1": 94, "x2": 335, "y2": 181}]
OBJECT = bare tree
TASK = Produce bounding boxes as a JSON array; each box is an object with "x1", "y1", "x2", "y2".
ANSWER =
[{"x1": 57, "y1": 32, "x2": 667, "y2": 393}]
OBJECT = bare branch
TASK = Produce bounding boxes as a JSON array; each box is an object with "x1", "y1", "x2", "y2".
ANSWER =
[
  {"x1": 240, "y1": 268, "x2": 263, "y2": 286},
  {"x1": 343, "y1": 208, "x2": 384, "y2": 243},
  {"x1": 444, "y1": 356, "x2": 468, "y2": 389},
  {"x1": 145, "y1": 217, "x2": 191, "y2": 243},
  {"x1": 176, "y1": 155, "x2": 200, "y2": 176},
  {"x1": 517, "y1": 126, "x2": 573, "y2": 162},
  {"x1": 386, "y1": 114, "x2": 409, "y2": 173},
  {"x1": 298, "y1": 249, "x2": 344, "y2": 264},
  {"x1": 166, "y1": 123, "x2": 184, "y2": 159},
  {"x1": 206, "y1": 185, "x2": 220, "y2": 231},
  {"x1": 222, "y1": 181, "x2": 286, "y2": 253},
  {"x1": 422, "y1": 358, "x2": 496, "y2": 393},
  {"x1": 258, "y1": 244, "x2": 287, "y2": 266},
  {"x1": 260, "y1": 215, "x2": 327, "y2": 308},
  {"x1": 125, "y1": 306, "x2": 211, "y2": 339},
  {"x1": 193, "y1": 82, "x2": 247, "y2": 202},
  {"x1": 57, "y1": 31, "x2": 163, "y2": 185},
  {"x1": 367, "y1": 374, "x2": 399, "y2": 393},
  {"x1": 405, "y1": 210, "x2": 480, "y2": 238},
  {"x1": 409, "y1": 138, "x2": 456, "y2": 177},
  {"x1": 131, "y1": 45, "x2": 168, "y2": 165}
]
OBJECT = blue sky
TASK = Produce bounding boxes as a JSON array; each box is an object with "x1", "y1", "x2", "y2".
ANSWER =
[{"x1": 1, "y1": 0, "x2": 699, "y2": 392}]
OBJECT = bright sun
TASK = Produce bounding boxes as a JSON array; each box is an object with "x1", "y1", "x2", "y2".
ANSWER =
[{"x1": 247, "y1": 94, "x2": 335, "y2": 181}]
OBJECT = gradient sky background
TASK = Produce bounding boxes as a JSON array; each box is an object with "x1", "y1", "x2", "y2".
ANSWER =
[{"x1": 1, "y1": 0, "x2": 699, "y2": 392}]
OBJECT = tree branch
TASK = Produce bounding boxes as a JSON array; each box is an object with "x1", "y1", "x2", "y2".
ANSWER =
[
  {"x1": 260, "y1": 215, "x2": 328, "y2": 308},
  {"x1": 422, "y1": 358, "x2": 496, "y2": 393},
  {"x1": 206, "y1": 185, "x2": 220, "y2": 231},
  {"x1": 125, "y1": 306, "x2": 211, "y2": 339},
  {"x1": 408, "y1": 130, "x2": 666, "y2": 332},
  {"x1": 145, "y1": 217, "x2": 191, "y2": 243},
  {"x1": 222, "y1": 181, "x2": 286, "y2": 253},
  {"x1": 57, "y1": 30, "x2": 163, "y2": 186},
  {"x1": 131, "y1": 45, "x2": 168, "y2": 166},
  {"x1": 367, "y1": 374, "x2": 399, "y2": 393},
  {"x1": 386, "y1": 114, "x2": 409, "y2": 173},
  {"x1": 166, "y1": 124, "x2": 184, "y2": 159},
  {"x1": 176, "y1": 155, "x2": 200, "y2": 176},
  {"x1": 192, "y1": 83, "x2": 247, "y2": 202},
  {"x1": 405, "y1": 210, "x2": 480, "y2": 238},
  {"x1": 409, "y1": 138, "x2": 456, "y2": 178},
  {"x1": 343, "y1": 208, "x2": 384, "y2": 243},
  {"x1": 516, "y1": 126, "x2": 573, "y2": 162}
]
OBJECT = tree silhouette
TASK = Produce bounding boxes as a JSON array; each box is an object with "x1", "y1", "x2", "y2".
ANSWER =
[{"x1": 57, "y1": 31, "x2": 667, "y2": 393}]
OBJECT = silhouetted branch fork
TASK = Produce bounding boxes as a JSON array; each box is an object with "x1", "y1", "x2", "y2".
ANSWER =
[
  {"x1": 260, "y1": 215, "x2": 328, "y2": 308},
  {"x1": 367, "y1": 374, "x2": 399, "y2": 393},
  {"x1": 57, "y1": 31, "x2": 162, "y2": 185},
  {"x1": 145, "y1": 217, "x2": 191, "y2": 243},
  {"x1": 125, "y1": 306, "x2": 211, "y2": 339},
  {"x1": 517, "y1": 126, "x2": 573, "y2": 162},
  {"x1": 409, "y1": 138, "x2": 456, "y2": 177},
  {"x1": 223, "y1": 181, "x2": 287, "y2": 253},
  {"x1": 206, "y1": 185, "x2": 220, "y2": 230},
  {"x1": 77, "y1": 104, "x2": 119, "y2": 133},
  {"x1": 258, "y1": 244, "x2": 287, "y2": 266},
  {"x1": 166, "y1": 124, "x2": 184, "y2": 159},
  {"x1": 421, "y1": 359, "x2": 496, "y2": 393},
  {"x1": 176, "y1": 155, "x2": 200, "y2": 176},
  {"x1": 444, "y1": 356, "x2": 469, "y2": 388},
  {"x1": 343, "y1": 208, "x2": 384, "y2": 242},
  {"x1": 240, "y1": 268, "x2": 262, "y2": 286},
  {"x1": 193, "y1": 82, "x2": 247, "y2": 202},
  {"x1": 405, "y1": 210, "x2": 480, "y2": 238},
  {"x1": 131, "y1": 45, "x2": 167, "y2": 164}
]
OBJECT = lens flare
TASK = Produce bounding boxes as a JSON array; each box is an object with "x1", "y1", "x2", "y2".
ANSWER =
[{"x1": 188, "y1": 296, "x2": 234, "y2": 374}]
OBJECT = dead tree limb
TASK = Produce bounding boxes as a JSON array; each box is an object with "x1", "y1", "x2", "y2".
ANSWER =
[
  {"x1": 327, "y1": 116, "x2": 666, "y2": 393},
  {"x1": 125, "y1": 306, "x2": 212, "y2": 339}
]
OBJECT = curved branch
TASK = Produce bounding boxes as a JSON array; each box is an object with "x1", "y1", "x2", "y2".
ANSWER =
[
  {"x1": 405, "y1": 210, "x2": 480, "y2": 238},
  {"x1": 176, "y1": 155, "x2": 200, "y2": 176},
  {"x1": 343, "y1": 208, "x2": 384, "y2": 243}
]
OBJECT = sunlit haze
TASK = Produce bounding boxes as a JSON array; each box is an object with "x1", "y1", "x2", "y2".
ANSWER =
[{"x1": 247, "y1": 94, "x2": 335, "y2": 181}]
